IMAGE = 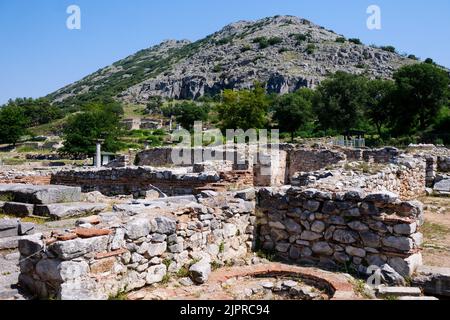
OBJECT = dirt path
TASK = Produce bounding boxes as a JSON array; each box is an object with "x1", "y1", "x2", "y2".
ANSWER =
[{"x1": 419, "y1": 197, "x2": 450, "y2": 268}]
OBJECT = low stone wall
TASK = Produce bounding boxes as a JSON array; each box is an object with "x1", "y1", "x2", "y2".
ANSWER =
[
  {"x1": 438, "y1": 156, "x2": 450, "y2": 172},
  {"x1": 287, "y1": 149, "x2": 346, "y2": 178},
  {"x1": 258, "y1": 187, "x2": 423, "y2": 278},
  {"x1": 51, "y1": 167, "x2": 221, "y2": 197},
  {"x1": 292, "y1": 157, "x2": 426, "y2": 200},
  {"x1": 18, "y1": 192, "x2": 256, "y2": 300}
]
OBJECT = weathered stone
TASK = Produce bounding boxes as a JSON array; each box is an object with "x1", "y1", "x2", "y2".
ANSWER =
[
  {"x1": 34, "y1": 203, "x2": 107, "y2": 220},
  {"x1": 377, "y1": 286, "x2": 421, "y2": 298},
  {"x1": 326, "y1": 216, "x2": 346, "y2": 226},
  {"x1": 59, "y1": 277, "x2": 105, "y2": 300},
  {"x1": 333, "y1": 252, "x2": 350, "y2": 263},
  {"x1": 413, "y1": 265, "x2": 450, "y2": 297},
  {"x1": 268, "y1": 221, "x2": 285, "y2": 230},
  {"x1": 36, "y1": 260, "x2": 89, "y2": 282},
  {"x1": 389, "y1": 253, "x2": 423, "y2": 277},
  {"x1": 285, "y1": 219, "x2": 302, "y2": 233},
  {"x1": 303, "y1": 200, "x2": 321, "y2": 212},
  {"x1": 189, "y1": 260, "x2": 211, "y2": 284},
  {"x1": 364, "y1": 192, "x2": 399, "y2": 204},
  {"x1": 125, "y1": 218, "x2": 151, "y2": 240},
  {"x1": 348, "y1": 221, "x2": 369, "y2": 232},
  {"x1": 310, "y1": 221, "x2": 325, "y2": 233},
  {"x1": 18, "y1": 233, "x2": 44, "y2": 257},
  {"x1": 235, "y1": 188, "x2": 256, "y2": 201},
  {"x1": 147, "y1": 242, "x2": 167, "y2": 257},
  {"x1": 312, "y1": 242, "x2": 333, "y2": 256},
  {"x1": 0, "y1": 184, "x2": 81, "y2": 204},
  {"x1": 333, "y1": 230, "x2": 357, "y2": 244},
  {"x1": 111, "y1": 228, "x2": 125, "y2": 250},
  {"x1": 345, "y1": 246, "x2": 366, "y2": 258},
  {"x1": 382, "y1": 236, "x2": 414, "y2": 251},
  {"x1": 153, "y1": 216, "x2": 176, "y2": 235},
  {"x1": 0, "y1": 219, "x2": 19, "y2": 238},
  {"x1": 270, "y1": 228, "x2": 288, "y2": 242},
  {"x1": 360, "y1": 232, "x2": 381, "y2": 249},
  {"x1": 2, "y1": 202, "x2": 34, "y2": 217},
  {"x1": 289, "y1": 245, "x2": 301, "y2": 260},
  {"x1": 393, "y1": 223, "x2": 417, "y2": 235},
  {"x1": 146, "y1": 264, "x2": 167, "y2": 284},
  {"x1": 275, "y1": 242, "x2": 290, "y2": 253},
  {"x1": 300, "y1": 231, "x2": 322, "y2": 241},
  {"x1": 50, "y1": 236, "x2": 109, "y2": 260}
]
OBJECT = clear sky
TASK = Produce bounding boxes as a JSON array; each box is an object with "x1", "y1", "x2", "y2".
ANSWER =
[{"x1": 1, "y1": 0, "x2": 449, "y2": 105}]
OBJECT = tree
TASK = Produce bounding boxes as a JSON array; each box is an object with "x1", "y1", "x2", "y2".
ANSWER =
[
  {"x1": 273, "y1": 88, "x2": 315, "y2": 141},
  {"x1": 3, "y1": 98, "x2": 63, "y2": 127},
  {"x1": 61, "y1": 108, "x2": 124, "y2": 157},
  {"x1": 166, "y1": 101, "x2": 210, "y2": 130},
  {"x1": 217, "y1": 83, "x2": 269, "y2": 131},
  {"x1": 365, "y1": 79, "x2": 396, "y2": 136},
  {"x1": 313, "y1": 72, "x2": 368, "y2": 134},
  {"x1": 391, "y1": 63, "x2": 449, "y2": 134},
  {"x1": 0, "y1": 105, "x2": 29, "y2": 145}
]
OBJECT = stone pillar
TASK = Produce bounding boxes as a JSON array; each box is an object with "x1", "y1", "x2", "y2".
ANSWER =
[{"x1": 96, "y1": 142, "x2": 102, "y2": 168}]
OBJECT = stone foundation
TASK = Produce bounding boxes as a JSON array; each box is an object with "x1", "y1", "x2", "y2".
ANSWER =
[
  {"x1": 258, "y1": 187, "x2": 423, "y2": 278},
  {"x1": 18, "y1": 192, "x2": 256, "y2": 300}
]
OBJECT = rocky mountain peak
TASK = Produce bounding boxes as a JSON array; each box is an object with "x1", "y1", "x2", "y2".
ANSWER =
[{"x1": 49, "y1": 15, "x2": 418, "y2": 105}]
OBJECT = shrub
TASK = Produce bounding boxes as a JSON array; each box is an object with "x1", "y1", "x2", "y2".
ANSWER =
[
  {"x1": 305, "y1": 44, "x2": 316, "y2": 54},
  {"x1": 335, "y1": 37, "x2": 346, "y2": 43},
  {"x1": 349, "y1": 38, "x2": 362, "y2": 45},
  {"x1": 380, "y1": 46, "x2": 396, "y2": 53},
  {"x1": 240, "y1": 45, "x2": 252, "y2": 52},
  {"x1": 268, "y1": 37, "x2": 283, "y2": 46},
  {"x1": 212, "y1": 64, "x2": 222, "y2": 73}
]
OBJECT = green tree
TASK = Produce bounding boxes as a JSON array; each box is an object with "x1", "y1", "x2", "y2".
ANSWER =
[
  {"x1": 3, "y1": 98, "x2": 63, "y2": 127},
  {"x1": 313, "y1": 72, "x2": 368, "y2": 134},
  {"x1": 0, "y1": 105, "x2": 29, "y2": 145},
  {"x1": 61, "y1": 108, "x2": 124, "y2": 157},
  {"x1": 167, "y1": 101, "x2": 210, "y2": 130},
  {"x1": 273, "y1": 88, "x2": 315, "y2": 141},
  {"x1": 391, "y1": 63, "x2": 449, "y2": 134},
  {"x1": 365, "y1": 79, "x2": 396, "y2": 136},
  {"x1": 217, "y1": 83, "x2": 269, "y2": 131}
]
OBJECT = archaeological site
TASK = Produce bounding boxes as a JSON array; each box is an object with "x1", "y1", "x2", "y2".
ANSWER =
[
  {"x1": 1, "y1": 3, "x2": 450, "y2": 310},
  {"x1": 1, "y1": 142, "x2": 449, "y2": 301}
]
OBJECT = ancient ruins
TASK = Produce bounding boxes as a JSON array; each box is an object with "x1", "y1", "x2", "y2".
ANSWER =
[{"x1": 0, "y1": 143, "x2": 449, "y2": 300}]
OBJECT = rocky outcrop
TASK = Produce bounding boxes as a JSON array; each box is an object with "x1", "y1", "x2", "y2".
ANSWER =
[{"x1": 48, "y1": 15, "x2": 417, "y2": 104}]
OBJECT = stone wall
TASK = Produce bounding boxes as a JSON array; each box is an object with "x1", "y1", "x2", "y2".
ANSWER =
[
  {"x1": 287, "y1": 149, "x2": 346, "y2": 178},
  {"x1": 51, "y1": 167, "x2": 221, "y2": 197},
  {"x1": 437, "y1": 156, "x2": 450, "y2": 172},
  {"x1": 292, "y1": 156, "x2": 426, "y2": 200},
  {"x1": 257, "y1": 187, "x2": 424, "y2": 279},
  {"x1": 18, "y1": 191, "x2": 256, "y2": 300}
]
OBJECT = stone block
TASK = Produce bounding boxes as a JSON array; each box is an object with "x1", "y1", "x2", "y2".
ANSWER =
[{"x1": 34, "y1": 202, "x2": 107, "y2": 220}]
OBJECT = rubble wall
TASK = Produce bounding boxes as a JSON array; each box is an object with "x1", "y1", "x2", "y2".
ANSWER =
[
  {"x1": 18, "y1": 192, "x2": 256, "y2": 300},
  {"x1": 257, "y1": 187, "x2": 424, "y2": 278},
  {"x1": 50, "y1": 167, "x2": 221, "y2": 197}
]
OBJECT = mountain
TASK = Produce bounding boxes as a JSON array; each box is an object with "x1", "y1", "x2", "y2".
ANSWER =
[{"x1": 49, "y1": 15, "x2": 417, "y2": 106}]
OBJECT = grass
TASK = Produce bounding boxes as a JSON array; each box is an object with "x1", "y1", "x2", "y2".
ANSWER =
[
  {"x1": 0, "y1": 194, "x2": 14, "y2": 202},
  {"x1": 108, "y1": 290, "x2": 128, "y2": 300},
  {"x1": 255, "y1": 249, "x2": 277, "y2": 262},
  {"x1": 219, "y1": 242, "x2": 225, "y2": 254},
  {"x1": 176, "y1": 267, "x2": 190, "y2": 278},
  {"x1": 421, "y1": 221, "x2": 450, "y2": 240},
  {"x1": 0, "y1": 213, "x2": 48, "y2": 224},
  {"x1": 351, "y1": 279, "x2": 373, "y2": 299},
  {"x1": 123, "y1": 104, "x2": 147, "y2": 119},
  {"x1": 1, "y1": 158, "x2": 26, "y2": 165}
]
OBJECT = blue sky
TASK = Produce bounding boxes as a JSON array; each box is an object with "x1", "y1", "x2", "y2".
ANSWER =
[{"x1": 1, "y1": 0, "x2": 449, "y2": 105}]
